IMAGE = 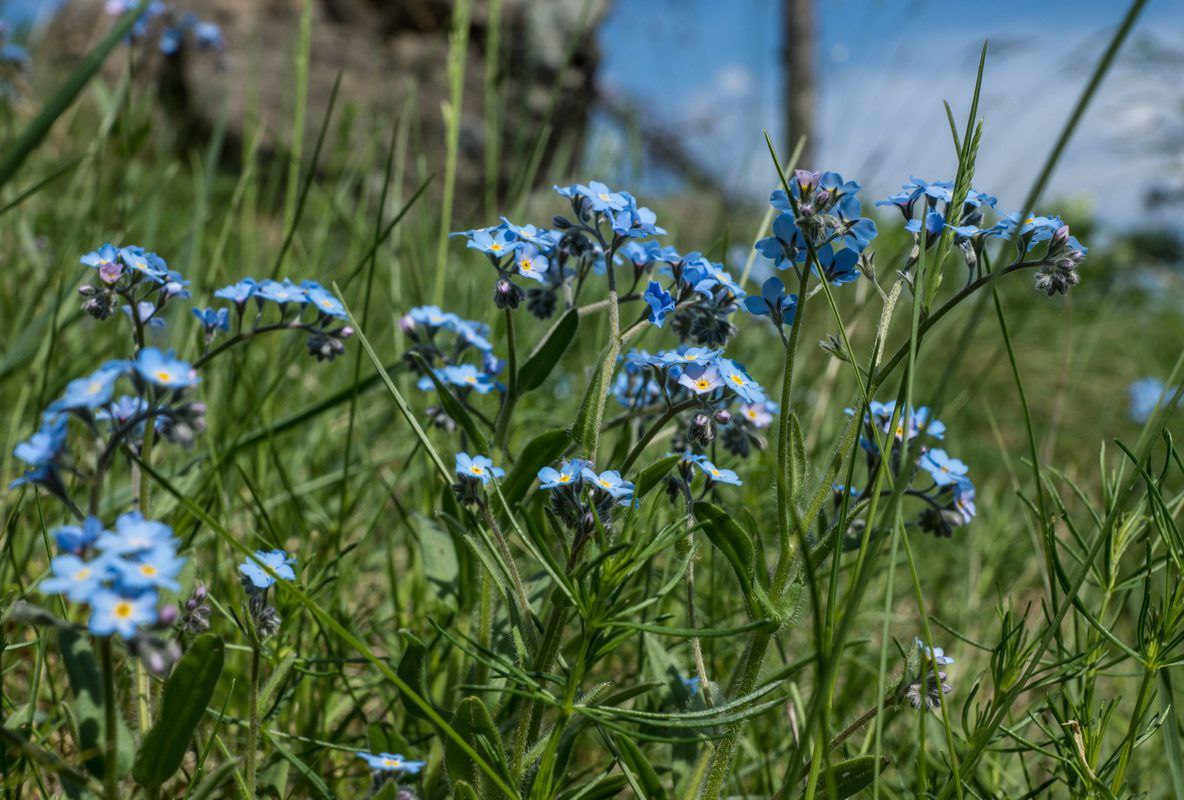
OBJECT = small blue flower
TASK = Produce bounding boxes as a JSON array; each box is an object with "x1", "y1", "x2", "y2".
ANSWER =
[
  {"x1": 918, "y1": 449, "x2": 969, "y2": 487},
  {"x1": 134, "y1": 348, "x2": 199, "y2": 389},
  {"x1": 192, "y1": 307, "x2": 231, "y2": 332},
  {"x1": 906, "y1": 210, "x2": 945, "y2": 236},
  {"x1": 660, "y1": 347, "x2": 721, "y2": 368},
  {"x1": 755, "y1": 213, "x2": 805, "y2": 268},
  {"x1": 695, "y1": 459, "x2": 742, "y2": 486},
  {"x1": 112, "y1": 547, "x2": 185, "y2": 593},
  {"x1": 357, "y1": 752, "x2": 426, "y2": 774},
  {"x1": 454, "y1": 224, "x2": 520, "y2": 257},
  {"x1": 51, "y1": 361, "x2": 130, "y2": 411},
  {"x1": 81, "y1": 243, "x2": 122, "y2": 283},
  {"x1": 952, "y1": 478, "x2": 976, "y2": 524},
  {"x1": 13, "y1": 413, "x2": 68, "y2": 469},
  {"x1": 917, "y1": 638, "x2": 955, "y2": 666},
  {"x1": 716, "y1": 358, "x2": 765, "y2": 404},
  {"x1": 578, "y1": 181, "x2": 630, "y2": 213},
  {"x1": 538, "y1": 460, "x2": 590, "y2": 489},
  {"x1": 41, "y1": 554, "x2": 112, "y2": 603},
  {"x1": 118, "y1": 246, "x2": 169, "y2": 282},
  {"x1": 643, "y1": 281, "x2": 675, "y2": 328},
  {"x1": 739, "y1": 401, "x2": 774, "y2": 429},
  {"x1": 441, "y1": 364, "x2": 498, "y2": 395},
  {"x1": 88, "y1": 590, "x2": 158, "y2": 638},
  {"x1": 677, "y1": 363, "x2": 723, "y2": 395},
  {"x1": 608, "y1": 193, "x2": 665, "y2": 238},
  {"x1": 54, "y1": 517, "x2": 108, "y2": 554},
  {"x1": 214, "y1": 278, "x2": 257, "y2": 306},
  {"x1": 96, "y1": 512, "x2": 174, "y2": 555},
  {"x1": 239, "y1": 549, "x2": 297, "y2": 589},
  {"x1": 814, "y1": 244, "x2": 860, "y2": 286},
  {"x1": 1129, "y1": 378, "x2": 1168, "y2": 423},
  {"x1": 580, "y1": 468, "x2": 635, "y2": 500},
  {"x1": 453, "y1": 320, "x2": 494, "y2": 353},
  {"x1": 681, "y1": 675, "x2": 702, "y2": 695},
  {"x1": 255, "y1": 279, "x2": 307, "y2": 305},
  {"x1": 743, "y1": 277, "x2": 798, "y2": 327},
  {"x1": 302, "y1": 281, "x2": 347, "y2": 318},
  {"x1": 515, "y1": 245, "x2": 550, "y2": 283},
  {"x1": 407, "y1": 305, "x2": 459, "y2": 329},
  {"x1": 455, "y1": 452, "x2": 504, "y2": 485}
]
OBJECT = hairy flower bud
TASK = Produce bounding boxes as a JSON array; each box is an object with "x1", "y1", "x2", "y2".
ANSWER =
[{"x1": 493, "y1": 279, "x2": 525, "y2": 310}]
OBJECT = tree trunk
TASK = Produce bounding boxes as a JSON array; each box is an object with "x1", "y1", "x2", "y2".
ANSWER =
[{"x1": 782, "y1": 0, "x2": 817, "y2": 169}]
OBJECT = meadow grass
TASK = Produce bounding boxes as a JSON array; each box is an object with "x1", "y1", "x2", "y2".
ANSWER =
[{"x1": 3, "y1": 1, "x2": 1184, "y2": 798}]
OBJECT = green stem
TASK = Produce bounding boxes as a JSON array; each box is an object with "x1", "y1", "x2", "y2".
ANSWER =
[
  {"x1": 619, "y1": 398, "x2": 698, "y2": 474},
  {"x1": 99, "y1": 637, "x2": 118, "y2": 800},
  {"x1": 493, "y1": 307, "x2": 519, "y2": 449},
  {"x1": 246, "y1": 643, "x2": 261, "y2": 798},
  {"x1": 700, "y1": 629, "x2": 772, "y2": 798}
]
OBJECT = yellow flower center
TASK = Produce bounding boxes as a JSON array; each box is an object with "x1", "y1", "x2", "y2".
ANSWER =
[
  {"x1": 155, "y1": 369, "x2": 174, "y2": 383},
  {"x1": 381, "y1": 758, "x2": 400, "y2": 769},
  {"x1": 711, "y1": 469, "x2": 720, "y2": 477},
  {"x1": 465, "y1": 375, "x2": 477, "y2": 384},
  {"x1": 521, "y1": 258, "x2": 532, "y2": 270},
  {"x1": 470, "y1": 465, "x2": 484, "y2": 475},
  {"x1": 696, "y1": 379, "x2": 710, "y2": 390},
  {"x1": 139, "y1": 564, "x2": 158, "y2": 576},
  {"x1": 599, "y1": 193, "x2": 610, "y2": 201},
  {"x1": 491, "y1": 243, "x2": 503, "y2": 252},
  {"x1": 74, "y1": 568, "x2": 92, "y2": 581},
  {"x1": 114, "y1": 601, "x2": 134, "y2": 619},
  {"x1": 558, "y1": 474, "x2": 572, "y2": 483},
  {"x1": 745, "y1": 409, "x2": 758, "y2": 420},
  {"x1": 88, "y1": 381, "x2": 104, "y2": 394},
  {"x1": 599, "y1": 479, "x2": 612, "y2": 488},
  {"x1": 729, "y1": 374, "x2": 744, "y2": 385},
  {"x1": 320, "y1": 299, "x2": 333, "y2": 308}
]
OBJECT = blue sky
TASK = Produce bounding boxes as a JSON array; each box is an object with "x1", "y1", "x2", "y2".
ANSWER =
[{"x1": 596, "y1": 0, "x2": 1184, "y2": 227}]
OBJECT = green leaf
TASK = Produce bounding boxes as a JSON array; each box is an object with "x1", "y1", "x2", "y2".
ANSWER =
[
  {"x1": 613, "y1": 733, "x2": 669, "y2": 800},
  {"x1": 58, "y1": 628, "x2": 133, "y2": 779},
  {"x1": 396, "y1": 633, "x2": 433, "y2": 722},
  {"x1": 694, "y1": 502, "x2": 756, "y2": 613},
  {"x1": 571, "y1": 343, "x2": 615, "y2": 455},
  {"x1": 498, "y1": 428, "x2": 570, "y2": 511},
  {"x1": 264, "y1": 730, "x2": 334, "y2": 799},
  {"x1": 518, "y1": 309, "x2": 579, "y2": 392},
  {"x1": 445, "y1": 697, "x2": 509, "y2": 799},
  {"x1": 788, "y1": 411, "x2": 808, "y2": 499},
  {"x1": 452, "y1": 781, "x2": 480, "y2": 800},
  {"x1": 411, "y1": 352, "x2": 490, "y2": 454},
  {"x1": 818, "y1": 755, "x2": 888, "y2": 799},
  {"x1": 636, "y1": 455, "x2": 680, "y2": 499},
  {"x1": 133, "y1": 633, "x2": 225, "y2": 788}
]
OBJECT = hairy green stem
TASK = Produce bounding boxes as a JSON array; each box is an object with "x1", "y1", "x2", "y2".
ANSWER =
[
  {"x1": 493, "y1": 307, "x2": 519, "y2": 449},
  {"x1": 246, "y1": 643, "x2": 261, "y2": 799},
  {"x1": 99, "y1": 637, "x2": 118, "y2": 800}
]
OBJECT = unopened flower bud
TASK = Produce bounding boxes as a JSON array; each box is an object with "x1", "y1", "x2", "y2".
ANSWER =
[
  {"x1": 714, "y1": 409, "x2": 732, "y2": 426},
  {"x1": 493, "y1": 279, "x2": 525, "y2": 310}
]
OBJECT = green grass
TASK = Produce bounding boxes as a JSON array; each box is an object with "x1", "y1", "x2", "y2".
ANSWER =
[{"x1": 3, "y1": 2, "x2": 1184, "y2": 798}]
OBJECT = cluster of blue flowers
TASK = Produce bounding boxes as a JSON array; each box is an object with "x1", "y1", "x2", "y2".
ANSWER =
[
  {"x1": 10, "y1": 345, "x2": 205, "y2": 500},
  {"x1": 11, "y1": 242, "x2": 344, "y2": 675},
  {"x1": 105, "y1": 0, "x2": 224, "y2": 56},
  {"x1": 536, "y1": 459, "x2": 637, "y2": 543},
  {"x1": 615, "y1": 346, "x2": 773, "y2": 460},
  {"x1": 449, "y1": 181, "x2": 747, "y2": 349},
  {"x1": 41, "y1": 512, "x2": 184, "y2": 646},
  {"x1": 746, "y1": 170, "x2": 876, "y2": 331},
  {"x1": 209, "y1": 276, "x2": 353, "y2": 361},
  {"x1": 877, "y1": 176, "x2": 1088, "y2": 295},
  {"x1": 401, "y1": 305, "x2": 503, "y2": 403},
  {"x1": 847, "y1": 401, "x2": 976, "y2": 537}
]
